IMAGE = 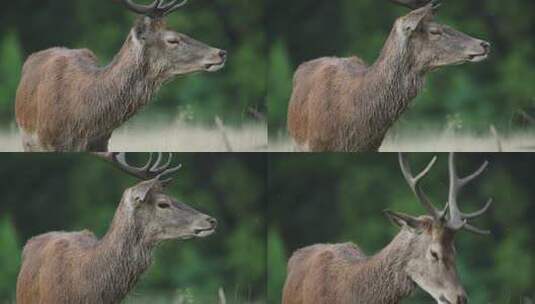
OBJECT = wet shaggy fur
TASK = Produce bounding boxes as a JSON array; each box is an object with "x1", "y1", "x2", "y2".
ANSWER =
[
  {"x1": 15, "y1": 28, "x2": 159, "y2": 152},
  {"x1": 16, "y1": 179, "x2": 215, "y2": 304},
  {"x1": 288, "y1": 39, "x2": 423, "y2": 152},
  {"x1": 282, "y1": 230, "x2": 418, "y2": 304},
  {"x1": 16, "y1": 200, "x2": 153, "y2": 304},
  {"x1": 287, "y1": 25, "x2": 424, "y2": 152},
  {"x1": 287, "y1": 6, "x2": 489, "y2": 152},
  {"x1": 15, "y1": 16, "x2": 224, "y2": 152}
]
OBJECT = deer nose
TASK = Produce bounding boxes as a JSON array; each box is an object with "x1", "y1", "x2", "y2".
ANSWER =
[
  {"x1": 480, "y1": 41, "x2": 490, "y2": 53},
  {"x1": 219, "y1": 50, "x2": 227, "y2": 59},
  {"x1": 206, "y1": 216, "x2": 218, "y2": 228}
]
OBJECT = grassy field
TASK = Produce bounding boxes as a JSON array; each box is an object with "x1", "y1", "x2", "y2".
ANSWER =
[
  {"x1": 0, "y1": 122, "x2": 267, "y2": 152},
  {"x1": 123, "y1": 288, "x2": 263, "y2": 304},
  {"x1": 0, "y1": 290, "x2": 264, "y2": 304},
  {"x1": 269, "y1": 128, "x2": 535, "y2": 152}
]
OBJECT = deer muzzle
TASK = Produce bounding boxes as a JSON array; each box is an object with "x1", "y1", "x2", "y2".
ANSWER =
[
  {"x1": 192, "y1": 215, "x2": 217, "y2": 237},
  {"x1": 466, "y1": 40, "x2": 490, "y2": 63},
  {"x1": 204, "y1": 49, "x2": 227, "y2": 72}
]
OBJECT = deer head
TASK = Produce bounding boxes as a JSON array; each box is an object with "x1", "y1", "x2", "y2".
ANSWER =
[
  {"x1": 99, "y1": 153, "x2": 217, "y2": 243},
  {"x1": 385, "y1": 153, "x2": 492, "y2": 304},
  {"x1": 393, "y1": 1, "x2": 490, "y2": 72},
  {"x1": 121, "y1": 0, "x2": 227, "y2": 80}
]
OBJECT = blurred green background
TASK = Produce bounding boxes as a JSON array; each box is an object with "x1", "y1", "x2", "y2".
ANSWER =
[
  {"x1": 266, "y1": 0, "x2": 535, "y2": 138},
  {"x1": 0, "y1": 153, "x2": 266, "y2": 303},
  {"x1": 268, "y1": 153, "x2": 534, "y2": 303},
  {"x1": 0, "y1": 0, "x2": 266, "y2": 128}
]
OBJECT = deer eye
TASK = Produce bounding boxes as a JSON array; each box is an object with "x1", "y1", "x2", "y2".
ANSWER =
[
  {"x1": 166, "y1": 39, "x2": 181, "y2": 46},
  {"x1": 429, "y1": 28, "x2": 442, "y2": 36},
  {"x1": 157, "y1": 202, "x2": 171, "y2": 209},
  {"x1": 430, "y1": 250, "x2": 440, "y2": 261}
]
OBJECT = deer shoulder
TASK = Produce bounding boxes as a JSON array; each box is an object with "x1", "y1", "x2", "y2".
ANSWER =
[
  {"x1": 284, "y1": 243, "x2": 367, "y2": 304},
  {"x1": 289, "y1": 56, "x2": 369, "y2": 151}
]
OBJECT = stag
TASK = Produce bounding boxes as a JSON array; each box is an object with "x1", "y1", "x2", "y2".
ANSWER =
[
  {"x1": 282, "y1": 153, "x2": 493, "y2": 304},
  {"x1": 287, "y1": 2, "x2": 490, "y2": 151},
  {"x1": 16, "y1": 153, "x2": 217, "y2": 303},
  {"x1": 15, "y1": 0, "x2": 227, "y2": 152}
]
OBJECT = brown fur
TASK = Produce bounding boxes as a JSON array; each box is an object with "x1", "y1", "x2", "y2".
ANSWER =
[
  {"x1": 16, "y1": 179, "x2": 216, "y2": 303},
  {"x1": 283, "y1": 154, "x2": 492, "y2": 304},
  {"x1": 288, "y1": 5, "x2": 489, "y2": 152},
  {"x1": 283, "y1": 234, "x2": 416, "y2": 304},
  {"x1": 282, "y1": 215, "x2": 466, "y2": 304},
  {"x1": 15, "y1": 17, "x2": 226, "y2": 152}
]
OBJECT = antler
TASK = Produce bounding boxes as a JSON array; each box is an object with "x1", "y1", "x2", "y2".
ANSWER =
[
  {"x1": 399, "y1": 153, "x2": 492, "y2": 235},
  {"x1": 120, "y1": 0, "x2": 188, "y2": 18},
  {"x1": 446, "y1": 153, "x2": 492, "y2": 235},
  {"x1": 398, "y1": 153, "x2": 441, "y2": 219},
  {"x1": 94, "y1": 152, "x2": 182, "y2": 183},
  {"x1": 389, "y1": 0, "x2": 440, "y2": 10}
]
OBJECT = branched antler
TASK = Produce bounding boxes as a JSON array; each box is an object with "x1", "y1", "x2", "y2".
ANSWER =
[
  {"x1": 446, "y1": 153, "x2": 492, "y2": 234},
  {"x1": 399, "y1": 153, "x2": 492, "y2": 235},
  {"x1": 389, "y1": 0, "x2": 439, "y2": 10},
  {"x1": 120, "y1": 0, "x2": 188, "y2": 18},
  {"x1": 94, "y1": 152, "x2": 181, "y2": 183},
  {"x1": 398, "y1": 153, "x2": 440, "y2": 219}
]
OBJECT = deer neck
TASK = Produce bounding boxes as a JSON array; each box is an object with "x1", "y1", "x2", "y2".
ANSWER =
[
  {"x1": 87, "y1": 32, "x2": 161, "y2": 139},
  {"x1": 349, "y1": 230, "x2": 416, "y2": 303},
  {"x1": 88, "y1": 202, "x2": 155, "y2": 302},
  {"x1": 358, "y1": 30, "x2": 425, "y2": 137}
]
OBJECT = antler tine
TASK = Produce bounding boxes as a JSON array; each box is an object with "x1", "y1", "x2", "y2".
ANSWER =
[
  {"x1": 161, "y1": 0, "x2": 188, "y2": 16},
  {"x1": 463, "y1": 198, "x2": 493, "y2": 219},
  {"x1": 120, "y1": 0, "x2": 188, "y2": 18},
  {"x1": 447, "y1": 153, "x2": 465, "y2": 229},
  {"x1": 459, "y1": 161, "x2": 489, "y2": 188},
  {"x1": 121, "y1": 0, "x2": 159, "y2": 16},
  {"x1": 463, "y1": 223, "x2": 491, "y2": 235},
  {"x1": 398, "y1": 153, "x2": 440, "y2": 219},
  {"x1": 446, "y1": 153, "x2": 492, "y2": 234},
  {"x1": 115, "y1": 152, "x2": 153, "y2": 179},
  {"x1": 388, "y1": 0, "x2": 439, "y2": 10},
  {"x1": 94, "y1": 152, "x2": 181, "y2": 181},
  {"x1": 154, "y1": 153, "x2": 182, "y2": 182},
  {"x1": 150, "y1": 152, "x2": 164, "y2": 172}
]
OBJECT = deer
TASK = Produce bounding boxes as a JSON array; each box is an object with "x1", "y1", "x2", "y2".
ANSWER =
[
  {"x1": 282, "y1": 153, "x2": 493, "y2": 304},
  {"x1": 15, "y1": 0, "x2": 227, "y2": 152},
  {"x1": 16, "y1": 153, "x2": 217, "y2": 304},
  {"x1": 287, "y1": 1, "x2": 491, "y2": 152}
]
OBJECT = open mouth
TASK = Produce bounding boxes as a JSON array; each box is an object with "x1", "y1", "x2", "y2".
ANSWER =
[
  {"x1": 193, "y1": 227, "x2": 216, "y2": 237},
  {"x1": 204, "y1": 61, "x2": 226, "y2": 72},
  {"x1": 467, "y1": 52, "x2": 488, "y2": 62}
]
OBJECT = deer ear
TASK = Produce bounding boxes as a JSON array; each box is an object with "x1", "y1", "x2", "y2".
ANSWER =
[
  {"x1": 400, "y1": 4, "x2": 434, "y2": 35},
  {"x1": 384, "y1": 210, "x2": 423, "y2": 230},
  {"x1": 133, "y1": 17, "x2": 153, "y2": 42},
  {"x1": 129, "y1": 179, "x2": 159, "y2": 205}
]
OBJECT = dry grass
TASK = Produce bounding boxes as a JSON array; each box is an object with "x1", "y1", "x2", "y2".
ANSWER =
[
  {"x1": 381, "y1": 130, "x2": 535, "y2": 152},
  {"x1": 0, "y1": 122, "x2": 267, "y2": 152},
  {"x1": 123, "y1": 287, "x2": 263, "y2": 304},
  {"x1": 111, "y1": 122, "x2": 267, "y2": 152},
  {"x1": 269, "y1": 129, "x2": 535, "y2": 152}
]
